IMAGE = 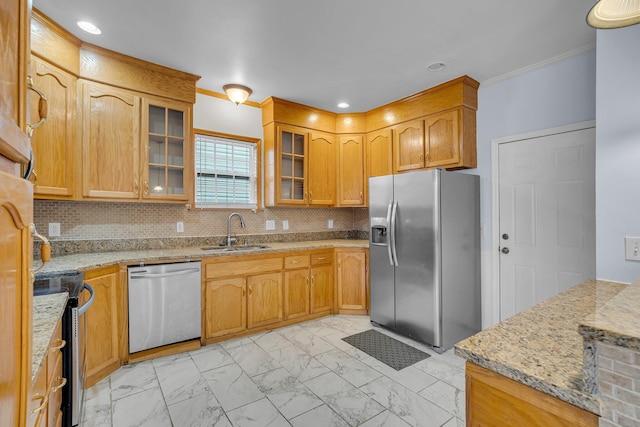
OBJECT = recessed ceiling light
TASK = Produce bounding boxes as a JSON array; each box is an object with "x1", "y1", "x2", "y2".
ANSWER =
[
  {"x1": 77, "y1": 21, "x2": 102, "y2": 35},
  {"x1": 427, "y1": 62, "x2": 446, "y2": 72},
  {"x1": 337, "y1": 102, "x2": 349, "y2": 109}
]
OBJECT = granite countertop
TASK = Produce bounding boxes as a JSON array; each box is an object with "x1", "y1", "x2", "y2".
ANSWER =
[
  {"x1": 32, "y1": 292, "x2": 68, "y2": 383},
  {"x1": 579, "y1": 282, "x2": 640, "y2": 350},
  {"x1": 454, "y1": 279, "x2": 628, "y2": 414},
  {"x1": 36, "y1": 239, "x2": 369, "y2": 275}
]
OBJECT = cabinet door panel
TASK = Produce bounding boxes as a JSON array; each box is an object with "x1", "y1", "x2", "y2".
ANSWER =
[
  {"x1": 425, "y1": 109, "x2": 460, "y2": 167},
  {"x1": 205, "y1": 277, "x2": 246, "y2": 338},
  {"x1": 248, "y1": 272, "x2": 283, "y2": 328},
  {"x1": 81, "y1": 81, "x2": 141, "y2": 199},
  {"x1": 84, "y1": 268, "x2": 120, "y2": 387},
  {"x1": 393, "y1": 120, "x2": 424, "y2": 173},
  {"x1": 337, "y1": 250, "x2": 367, "y2": 312},
  {"x1": 311, "y1": 264, "x2": 333, "y2": 313},
  {"x1": 366, "y1": 129, "x2": 392, "y2": 177},
  {"x1": 308, "y1": 131, "x2": 336, "y2": 205},
  {"x1": 338, "y1": 135, "x2": 364, "y2": 206},
  {"x1": 284, "y1": 269, "x2": 310, "y2": 320},
  {"x1": 30, "y1": 57, "x2": 76, "y2": 197},
  {"x1": 277, "y1": 125, "x2": 307, "y2": 205}
]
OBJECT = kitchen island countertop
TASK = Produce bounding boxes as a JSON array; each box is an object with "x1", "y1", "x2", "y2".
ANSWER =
[{"x1": 455, "y1": 279, "x2": 629, "y2": 414}]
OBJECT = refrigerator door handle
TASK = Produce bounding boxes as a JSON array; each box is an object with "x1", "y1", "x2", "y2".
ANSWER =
[
  {"x1": 385, "y1": 201, "x2": 394, "y2": 266},
  {"x1": 390, "y1": 200, "x2": 399, "y2": 266}
]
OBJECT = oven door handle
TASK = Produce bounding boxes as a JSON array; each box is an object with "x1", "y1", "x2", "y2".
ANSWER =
[{"x1": 77, "y1": 283, "x2": 95, "y2": 316}]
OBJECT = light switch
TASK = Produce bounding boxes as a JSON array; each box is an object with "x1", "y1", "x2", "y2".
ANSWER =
[
  {"x1": 266, "y1": 220, "x2": 276, "y2": 230},
  {"x1": 49, "y1": 223, "x2": 60, "y2": 237},
  {"x1": 282, "y1": 220, "x2": 289, "y2": 230},
  {"x1": 624, "y1": 236, "x2": 640, "y2": 261}
]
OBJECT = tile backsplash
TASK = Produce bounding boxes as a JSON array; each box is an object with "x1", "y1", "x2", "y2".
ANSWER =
[{"x1": 35, "y1": 200, "x2": 370, "y2": 241}]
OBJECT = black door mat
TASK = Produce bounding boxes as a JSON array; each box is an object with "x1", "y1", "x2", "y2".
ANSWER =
[{"x1": 342, "y1": 329, "x2": 430, "y2": 370}]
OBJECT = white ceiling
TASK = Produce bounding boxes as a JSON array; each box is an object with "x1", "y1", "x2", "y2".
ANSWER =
[{"x1": 33, "y1": 0, "x2": 597, "y2": 113}]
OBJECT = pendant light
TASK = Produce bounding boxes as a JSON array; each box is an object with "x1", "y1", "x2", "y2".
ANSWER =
[
  {"x1": 587, "y1": 0, "x2": 640, "y2": 28},
  {"x1": 223, "y1": 84, "x2": 253, "y2": 105}
]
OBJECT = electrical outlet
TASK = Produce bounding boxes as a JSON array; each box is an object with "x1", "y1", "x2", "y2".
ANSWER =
[
  {"x1": 176, "y1": 221, "x2": 184, "y2": 233},
  {"x1": 328, "y1": 219, "x2": 334, "y2": 229},
  {"x1": 48, "y1": 222, "x2": 60, "y2": 237},
  {"x1": 624, "y1": 236, "x2": 640, "y2": 261},
  {"x1": 266, "y1": 220, "x2": 276, "y2": 230},
  {"x1": 282, "y1": 220, "x2": 289, "y2": 230}
]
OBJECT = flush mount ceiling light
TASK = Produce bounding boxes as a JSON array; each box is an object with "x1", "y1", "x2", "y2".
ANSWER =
[
  {"x1": 77, "y1": 21, "x2": 102, "y2": 35},
  {"x1": 223, "y1": 84, "x2": 252, "y2": 105},
  {"x1": 587, "y1": 0, "x2": 640, "y2": 28},
  {"x1": 427, "y1": 62, "x2": 446, "y2": 72},
  {"x1": 337, "y1": 102, "x2": 350, "y2": 109}
]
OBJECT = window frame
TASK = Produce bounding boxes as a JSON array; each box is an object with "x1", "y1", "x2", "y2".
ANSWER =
[{"x1": 193, "y1": 128, "x2": 262, "y2": 210}]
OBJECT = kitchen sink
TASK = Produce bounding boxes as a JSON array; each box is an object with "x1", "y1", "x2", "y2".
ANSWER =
[{"x1": 200, "y1": 245, "x2": 269, "y2": 252}]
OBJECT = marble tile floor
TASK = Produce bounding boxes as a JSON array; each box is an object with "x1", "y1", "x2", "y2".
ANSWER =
[{"x1": 81, "y1": 315, "x2": 466, "y2": 427}]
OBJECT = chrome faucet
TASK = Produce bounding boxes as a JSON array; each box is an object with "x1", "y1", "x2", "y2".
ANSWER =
[{"x1": 226, "y1": 212, "x2": 246, "y2": 247}]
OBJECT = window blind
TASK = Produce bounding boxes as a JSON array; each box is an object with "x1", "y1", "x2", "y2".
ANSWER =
[{"x1": 195, "y1": 134, "x2": 257, "y2": 209}]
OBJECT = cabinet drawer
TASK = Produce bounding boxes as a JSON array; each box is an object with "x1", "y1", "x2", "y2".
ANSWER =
[
  {"x1": 284, "y1": 254, "x2": 310, "y2": 269},
  {"x1": 205, "y1": 257, "x2": 283, "y2": 279},
  {"x1": 311, "y1": 251, "x2": 333, "y2": 265}
]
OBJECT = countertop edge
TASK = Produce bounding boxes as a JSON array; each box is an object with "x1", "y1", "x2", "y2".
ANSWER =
[{"x1": 32, "y1": 292, "x2": 68, "y2": 383}]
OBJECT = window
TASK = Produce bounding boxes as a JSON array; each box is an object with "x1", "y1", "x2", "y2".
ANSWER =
[{"x1": 194, "y1": 130, "x2": 260, "y2": 209}]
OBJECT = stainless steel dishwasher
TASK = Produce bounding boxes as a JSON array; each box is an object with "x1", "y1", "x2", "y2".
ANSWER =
[{"x1": 128, "y1": 261, "x2": 201, "y2": 353}]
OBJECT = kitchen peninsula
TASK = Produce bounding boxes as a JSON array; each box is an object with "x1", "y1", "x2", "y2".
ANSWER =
[{"x1": 455, "y1": 279, "x2": 640, "y2": 426}]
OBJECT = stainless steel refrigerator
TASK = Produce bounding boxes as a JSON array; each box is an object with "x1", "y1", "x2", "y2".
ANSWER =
[{"x1": 369, "y1": 169, "x2": 480, "y2": 351}]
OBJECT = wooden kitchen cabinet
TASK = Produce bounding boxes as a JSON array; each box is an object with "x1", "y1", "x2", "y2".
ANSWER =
[
  {"x1": 337, "y1": 134, "x2": 365, "y2": 206},
  {"x1": 465, "y1": 362, "x2": 598, "y2": 427},
  {"x1": 205, "y1": 277, "x2": 247, "y2": 338},
  {"x1": 80, "y1": 80, "x2": 141, "y2": 200},
  {"x1": 84, "y1": 266, "x2": 121, "y2": 388},
  {"x1": 247, "y1": 272, "x2": 284, "y2": 328},
  {"x1": 308, "y1": 131, "x2": 336, "y2": 205},
  {"x1": 336, "y1": 248, "x2": 368, "y2": 314},
  {"x1": 366, "y1": 128, "x2": 392, "y2": 178},
  {"x1": 29, "y1": 56, "x2": 77, "y2": 198},
  {"x1": 392, "y1": 119, "x2": 425, "y2": 173},
  {"x1": 141, "y1": 98, "x2": 192, "y2": 201},
  {"x1": 425, "y1": 107, "x2": 477, "y2": 170},
  {"x1": 284, "y1": 250, "x2": 334, "y2": 320},
  {"x1": 284, "y1": 262, "x2": 311, "y2": 321}
]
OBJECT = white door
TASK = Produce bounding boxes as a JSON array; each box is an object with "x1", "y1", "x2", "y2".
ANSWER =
[{"x1": 498, "y1": 127, "x2": 595, "y2": 320}]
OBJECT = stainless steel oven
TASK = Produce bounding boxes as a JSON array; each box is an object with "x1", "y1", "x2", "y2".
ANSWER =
[{"x1": 34, "y1": 273, "x2": 95, "y2": 427}]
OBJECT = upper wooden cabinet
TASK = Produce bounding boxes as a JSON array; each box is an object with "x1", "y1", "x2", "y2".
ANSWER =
[
  {"x1": 338, "y1": 134, "x2": 365, "y2": 206},
  {"x1": 426, "y1": 106, "x2": 477, "y2": 170},
  {"x1": 80, "y1": 80, "x2": 141, "y2": 200},
  {"x1": 366, "y1": 128, "x2": 392, "y2": 178},
  {"x1": 308, "y1": 131, "x2": 336, "y2": 205},
  {"x1": 392, "y1": 119, "x2": 425, "y2": 173},
  {"x1": 29, "y1": 56, "x2": 77, "y2": 198}
]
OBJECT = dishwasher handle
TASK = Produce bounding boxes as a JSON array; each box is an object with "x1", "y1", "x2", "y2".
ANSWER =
[
  {"x1": 129, "y1": 267, "x2": 200, "y2": 280},
  {"x1": 78, "y1": 284, "x2": 95, "y2": 316}
]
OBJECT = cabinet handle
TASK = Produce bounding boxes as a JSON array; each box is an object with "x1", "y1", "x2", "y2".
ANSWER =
[
  {"x1": 425, "y1": 152, "x2": 431, "y2": 162},
  {"x1": 306, "y1": 277, "x2": 309, "y2": 287},
  {"x1": 31, "y1": 224, "x2": 50, "y2": 274},
  {"x1": 248, "y1": 285, "x2": 252, "y2": 296},
  {"x1": 291, "y1": 260, "x2": 301, "y2": 264},
  {"x1": 27, "y1": 75, "x2": 48, "y2": 137},
  {"x1": 134, "y1": 180, "x2": 139, "y2": 196},
  {"x1": 419, "y1": 153, "x2": 424, "y2": 162},
  {"x1": 242, "y1": 287, "x2": 246, "y2": 297},
  {"x1": 144, "y1": 180, "x2": 149, "y2": 196},
  {"x1": 317, "y1": 256, "x2": 326, "y2": 260},
  {"x1": 30, "y1": 394, "x2": 48, "y2": 414},
  {"x1": 360, "y1": 192, "x2": 363, "y2": 201},
  {"x1": 30, "y1": 170, "x2": 38, "y2": 186},
  {"x1": 309, "y1": 191, "x2": 313, "y2": 202},
  {"x1": 311, "y1": 276, "x2": 315, "y2": 287},
  {"x1": 51, "y1": 339, "x2": 66, "y2": 351},
  {"x1": 304, "y1": 191, "x2": 308, "y2": 202},
  {"x1": 52, "y1": 376, "x2": 67, "y2": 392}
]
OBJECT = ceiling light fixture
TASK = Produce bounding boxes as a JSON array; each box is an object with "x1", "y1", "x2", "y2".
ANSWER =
[
  {"x1": 223, "y1": 84, "x2": 252, "y2": 105},
  {"x1": 587, "y1": 0, "x2": 640, "y2": 28},
  {"x1": 77, "y1": 21, "x2": 102, "y2": 35},
  {"x1": 337, "y1": 102, "x2": 350, "y2": 109},
  {"x1": 427, "y1": 62, "x2": 446, "y2": 72}
]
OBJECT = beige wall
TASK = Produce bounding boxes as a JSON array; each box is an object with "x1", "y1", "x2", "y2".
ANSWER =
[{"x1": 34, "y1": 200, "x2": 370, "y2": 240}]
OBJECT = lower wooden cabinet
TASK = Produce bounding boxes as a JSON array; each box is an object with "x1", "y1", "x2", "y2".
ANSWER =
[
  {"x1": 247, "y1": 272, "x2": 284, "y2": 328},
  {"x1": 465, "y1": 362, "x2": 598, "y2": 427},
  {"x1": 284, "y1": 250, "x2": 333, "y2": 320},
  {"x1": 336, "y1": 248, "x2": 368, "y2": 314},
  {"x1": 26, "y1": 319, "x2": 65, "y2": 427},
  {"x1": 84, "y1": 265, "x2": 121, "y2": 388},
  {"x1": 205, "y1": 277, "x2": 247, "y2": 338}
]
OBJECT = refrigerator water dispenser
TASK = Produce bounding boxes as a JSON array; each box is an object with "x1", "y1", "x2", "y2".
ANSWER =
[{"x1": 370, "y1": 218, "x2": 388, "y2": 245}]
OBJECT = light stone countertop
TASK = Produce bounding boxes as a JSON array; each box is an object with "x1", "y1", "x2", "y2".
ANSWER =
[
  {"x1": 455, "y1": 279, "x2": 628, "y2": 415},
  {"x1": 579, "y1": 282, "x2": 640, "y2": 350},
  {"x1": 36, "y1": 239, "x2": 369, "y2": 275},
  {"x1": 32, "y1": 292, "x2": 68, "y2": 383}
]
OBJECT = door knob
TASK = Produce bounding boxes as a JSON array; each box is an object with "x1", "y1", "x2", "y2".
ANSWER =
[
  {"x1": 502, "y1": 233, "x2": 509, "y2": 240},
  {"x1": 501, "y1": 247, "x2": 510, "y2": 254}
]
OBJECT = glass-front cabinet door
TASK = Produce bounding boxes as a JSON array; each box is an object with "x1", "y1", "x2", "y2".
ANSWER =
[
  {"x1": 142, "y1": 99, "x2": 192, "y2": 201},
  {"x1": 278, "y1": 125, "x2": 307, "y2": 205}
]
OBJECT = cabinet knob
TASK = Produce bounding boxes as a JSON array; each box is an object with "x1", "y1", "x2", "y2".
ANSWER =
[
  {"x1": 52, "y1": 376, "x2": 67, "y2": 392},
  {"x1": 30, "y1": 394, "x2": 48, "y2": 415},
  {"x1": 51, "y1": 339, "x2": 66, "y2": 351}
]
